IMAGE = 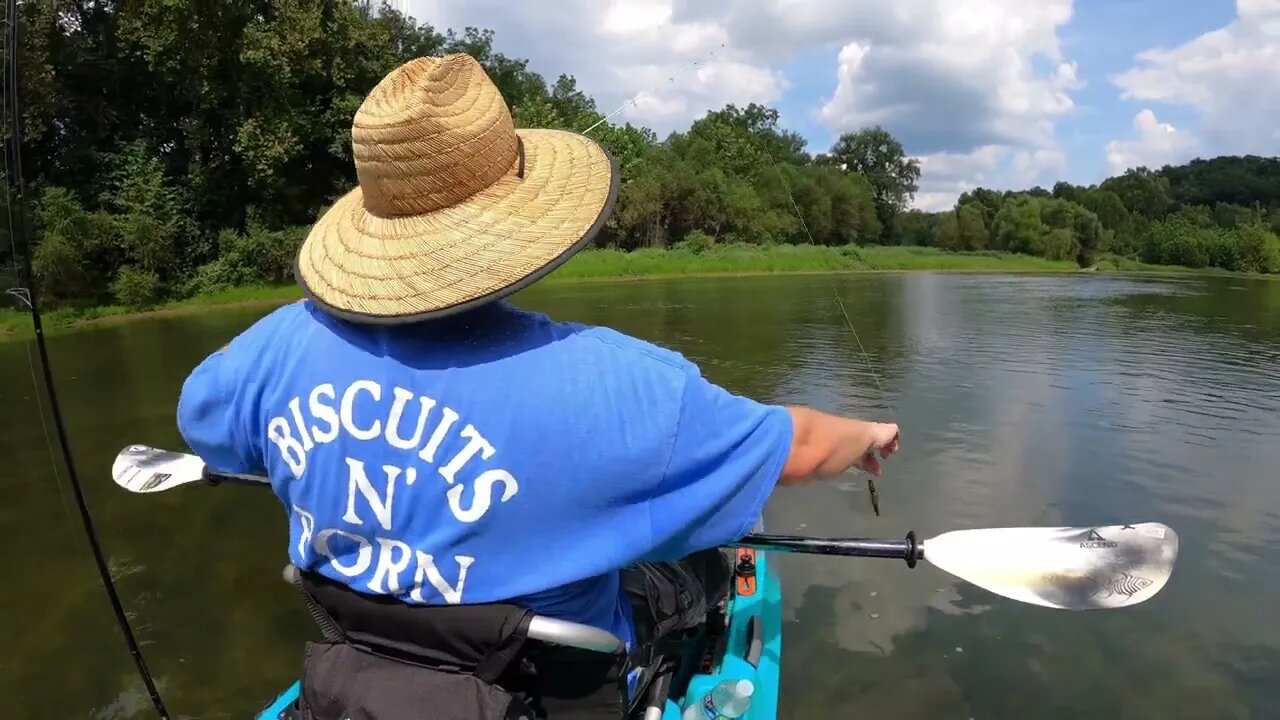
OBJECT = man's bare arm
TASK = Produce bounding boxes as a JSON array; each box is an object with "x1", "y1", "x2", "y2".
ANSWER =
[{"x1": 780, "y1": 407, "x2": 900, "y2": 485}]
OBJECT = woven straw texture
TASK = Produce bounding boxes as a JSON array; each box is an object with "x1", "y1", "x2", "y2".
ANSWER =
[{"x1": 297, "y1": 53, "x2": 616, "y2": 321}]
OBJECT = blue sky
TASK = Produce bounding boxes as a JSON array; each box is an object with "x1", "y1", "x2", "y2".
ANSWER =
[
  {"x1": 776, "y1": 0, "x2": 1237, "y2": 184},
  {"x1": 1053, "y1": 0, "x2": 1237, "y2": 184},
  {"x1": 408, "y1": 0, "x2": 1279, "y2": 209}
]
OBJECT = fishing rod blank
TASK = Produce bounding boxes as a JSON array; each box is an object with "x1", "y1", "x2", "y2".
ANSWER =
[{"x1": 1, "y1": 6, "x2": 170, "y2": 718}]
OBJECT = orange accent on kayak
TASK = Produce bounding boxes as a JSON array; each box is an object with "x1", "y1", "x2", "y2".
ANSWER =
[{"x1": 736, "y1": 548, "x2": 758, "y2": 596}]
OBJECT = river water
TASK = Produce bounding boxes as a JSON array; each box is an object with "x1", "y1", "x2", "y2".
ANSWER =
[{"x1": 2, "y1": 272, "x2": 1279, "y2": 719}]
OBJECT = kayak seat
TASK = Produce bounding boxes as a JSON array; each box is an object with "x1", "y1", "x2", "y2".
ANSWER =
[{"x1": 278, "y1": 564, "x2": 636, "y2": 719}]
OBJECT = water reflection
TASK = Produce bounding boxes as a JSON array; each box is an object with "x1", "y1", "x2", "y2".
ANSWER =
[{"x1": 1, "y1": 272, "x2": 1278, "y2": 717}]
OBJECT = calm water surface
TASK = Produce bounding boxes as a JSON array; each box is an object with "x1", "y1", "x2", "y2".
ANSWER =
[{"x1": 3, "y1": 272, "x2": 1280, "y2": 719}]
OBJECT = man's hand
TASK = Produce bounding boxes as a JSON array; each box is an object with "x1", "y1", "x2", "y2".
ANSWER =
[
  {"x1": 781, "y1": 408, "x2": 901, "y2": 485},
  {"x1": 853, "y1": 421, "x2": 899, "y2": 477}
]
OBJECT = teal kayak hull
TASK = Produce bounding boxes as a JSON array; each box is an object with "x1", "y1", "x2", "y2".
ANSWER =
[
  {"x1": 258, "y1": 681, "x2": 301, "y2": 720},
  {"x1": 257, "y1": 547, "x2": 782, "y2": 719},
  {"x1": 663, "y1": 546, "x2": 781, "y2": 719}
]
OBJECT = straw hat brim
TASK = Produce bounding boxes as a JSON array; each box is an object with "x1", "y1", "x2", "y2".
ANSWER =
[{"x1": 296, "y1": 128, "x2": 619, "y2": 324}]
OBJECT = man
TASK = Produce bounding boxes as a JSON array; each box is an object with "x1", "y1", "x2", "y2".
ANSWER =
[{"x1": 177, "y1": 54, "x2": 899, "y2": 719}]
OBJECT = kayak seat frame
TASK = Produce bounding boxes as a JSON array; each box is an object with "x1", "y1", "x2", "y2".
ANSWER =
[
  {"x1": 273, "y1": 564, "x2": 720, "y2": 720},
  {"x1": 281, "y1": 563, "x2": 628, "y2": 653}
]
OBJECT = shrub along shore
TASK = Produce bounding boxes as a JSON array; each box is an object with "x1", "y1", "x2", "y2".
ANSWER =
[{"x1": 0, "y1": 244, "x2": 1241, "y2": 343}]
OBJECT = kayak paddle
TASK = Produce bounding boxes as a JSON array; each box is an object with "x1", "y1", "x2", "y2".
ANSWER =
[
  {"x1": 111, "y1": 444, "x2": 1178, "y2": 610},
  {"x1": 737, "y1": 523, "x2": 1177, "y2": 610}
]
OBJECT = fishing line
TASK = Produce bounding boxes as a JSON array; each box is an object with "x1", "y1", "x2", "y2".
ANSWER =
[
  {"x1": 833, "y1": 291, "x2": 889, "y2": 404},
  {"x1": 833, "y1": 291, "x2": 891, "y2": 515},
  {"x1": 581, "y1": 43, "x2": 726, "y2": 136},
  {"x1": 572, "y1": 33, "x2": 896, "y2": 511},
  {"x1": 0, "y1": 19, "x2": 65, "y2": 512},
  {"x1": 1, "y1": 4, "x2": 171, "y2": 718},
  {"x1": 761, "y1": 133, "x2": 894, "y2": 516}
]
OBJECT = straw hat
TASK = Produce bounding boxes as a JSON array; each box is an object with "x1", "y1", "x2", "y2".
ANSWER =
[{"x1": 296, "y1": 53, "x2": 619, "y2": 323}]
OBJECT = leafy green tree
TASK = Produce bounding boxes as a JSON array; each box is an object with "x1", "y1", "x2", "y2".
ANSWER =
[
  {"x1": 29, "y1": 187, "x2": 119, "y2": 303},
  {"x1": 1212, "y1": 203, "x2": 1261, "y2": 229},
  {"x1": 1240, "y1": 223, "x2": 1280, "y2": 273},
  {"x1": 112, "y1": 265, "x2": 162, "y2": 308},
  {"x1": 671, "y1": 104, "x2": 804, "y2": 184},
  {"x1": 1170, "y1": 205, "x2": 1215, "y2": 228},
  {"x1": 934, "y1": 203, "x2": 987, "y2": 251},
  {"x1": 957, "y1": 188, "x2": 1005, "y2": 224},
  {"x1": 957, "y1": 203, "x2": 988, "y2": 251},
  {"x1": 893, "y1": 210, "x2": 940, "y2": 247},
  {"x1": 1052, "y1": 181, "x2": 1088, "y2": 205},
  {"x1": 1041, "y1": 198, "x2": 1104, "y2": 265},
  {"x1": 1080, "y1": 189, "x2": 1134, "y2": 254},
  {"x1": 1159, "y1": 156, "x2": 1280, "y2": 211},
  {"x1": 992, "y1": 196, "x2": 1047, "y2": 255},
  {"x1": 1100, "y1": 167, "x2": 1171, "y2": 219},
  {"x1": 820, "y1": 126, "x2": 921, "y2": 240},
  {"x1": 935, "y1": 211, "x2": 960, "y2": 251}
]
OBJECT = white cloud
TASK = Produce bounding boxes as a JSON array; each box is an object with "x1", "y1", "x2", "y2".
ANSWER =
[
  {"x1": 817, "y1": 1, "x2": 1079, "y2": 152},
  {"x1": 913, "y1": 146, "x2": 1006, "y2": 211},
  {"x1": 601, "y1": 0, "x2": 673, "y2": 35},
  {"x1": 1014, "y1": 147, "x2": 1068, "y2": 186},
  {"x1": 407, "y1": 0, "x2": 787, "y2": 137},
  {"x1": 813, "y1": 0, "x2": 1081, "y2": 209},
  {"x1": 1104, "y1": 109, "x2": 1202, "y2": 175},
  {"x1": 405, "y1": 0, "x2": 1086, "y2": 209},
  {"x1": 1110, "y1": 0, "x2": 1280, "y2": 158},
  {"x1": 906, "y1": 143, "x2": 1067, "y2": 211}
]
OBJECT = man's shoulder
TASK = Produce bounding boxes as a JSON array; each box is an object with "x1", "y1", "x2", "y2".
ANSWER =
[
  {"x1": 562, "y1": 322, "x2": 697, "y2": 375},
  {"x1": 254, "y1": 299, "x2": 314, "y2": 332},
  {"x1": 227, "y1": 300, "x2": 318, "y2": 347}
]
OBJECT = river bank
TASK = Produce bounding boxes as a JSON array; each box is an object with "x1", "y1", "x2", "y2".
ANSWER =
[{"x1": 0, "y1": 244, "x2": 1232, "y2": 342}]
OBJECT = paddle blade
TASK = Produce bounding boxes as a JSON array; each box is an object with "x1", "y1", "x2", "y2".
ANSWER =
[
  {"x1": 112, "y1": 444, "x2": 264, "y2": 493},
  {"x1": 923, "y1": 522, "x2": 1178, "y2": 610},
  {"x1": 112, "y1": 445, "x2": 208, "y2": 492}
]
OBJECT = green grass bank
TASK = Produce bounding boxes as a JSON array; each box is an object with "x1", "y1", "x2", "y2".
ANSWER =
[{"x1": 0, "y1": 245, "x2": 1236, "y2": 343}]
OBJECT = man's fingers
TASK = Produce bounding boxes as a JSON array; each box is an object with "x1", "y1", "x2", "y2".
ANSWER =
[{"x1": 860, "y1": 452, "x2": 881, "y2": 476}]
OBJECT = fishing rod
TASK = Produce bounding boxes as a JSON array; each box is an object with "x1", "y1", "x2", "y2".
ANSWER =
[
  {"x1": 1, "y1": 5, "x2": 171, "y2": 718},
  {"x1": 112, "y1": 445, "x2": 1180, "y2": 611}
]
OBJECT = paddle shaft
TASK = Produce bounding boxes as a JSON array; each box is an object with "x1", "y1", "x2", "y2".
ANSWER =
[
  {"x1": 199, "y1": 469, "x2": 271, "y2": 488},
  {"x1": 736, "y1": 532, "x2": 922, "y2": 567},
  {"x1": 195, "y1": 468, "x2": 927, "y2": 567}
]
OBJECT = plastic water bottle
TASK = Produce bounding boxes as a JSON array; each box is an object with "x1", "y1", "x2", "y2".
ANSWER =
[{"x1": 681, "y1": 678, "x2": 754, "y2": 719}]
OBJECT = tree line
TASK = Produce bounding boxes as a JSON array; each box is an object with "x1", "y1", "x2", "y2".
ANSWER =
[
  {"x1": 898, "y1": 156, "x2": 1280, "y2": 273},
  {"x1": 2, "y1": 1, "x2": 1277, "y2": 311}
]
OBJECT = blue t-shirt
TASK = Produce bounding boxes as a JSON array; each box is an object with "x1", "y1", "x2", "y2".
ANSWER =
[{"x1": 176, "y1": 300, "x2": 792, "y2": 650}]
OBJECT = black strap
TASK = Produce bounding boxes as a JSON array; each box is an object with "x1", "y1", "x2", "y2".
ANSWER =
[
  {"x1": 626, "y1": 634, "x2": 688, "y2": 671},
  {"x1": 473, "y1": 609, "x2": 532, "y2": 684},
  {"x1": 288, "y1": 566, "x2": 346, "y2": 643}
]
